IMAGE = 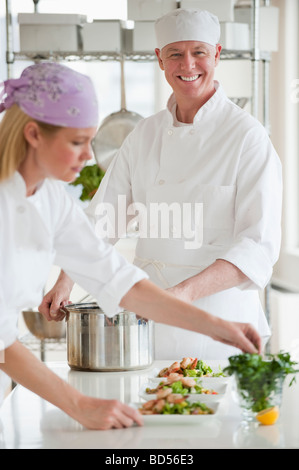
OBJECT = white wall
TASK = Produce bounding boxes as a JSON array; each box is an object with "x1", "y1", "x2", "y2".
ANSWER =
[
  {"x1": 270, "y1": 289, "x2": 299, "y2": 360},
  {"x1": 270, "y1": 0, "x2": 299, "y2": 290},
  {"x1": 265, "y1": 0, "x2": 299, "y2": 357}
]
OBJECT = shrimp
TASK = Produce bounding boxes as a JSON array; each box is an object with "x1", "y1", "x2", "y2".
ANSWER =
[
  {"x1": 159, "y1": 361, "x2": 181, "y2": 377},
  {"x1": 180, "y1": 357, "x2": 194, "y2": 369},
  {"x1": 164, "y1": 373, "x2": 182, "y2": 385},
  {"x1": 153, "y1": 399, "x2": 166, "y2": 413},
  {"x1": 190, "y1": 358, "x2": 198, "y2": 369},
  {"x1": 156, "y1": 388, "x2": 172, "y2": 399},
  {"x1": 168, "y1": 361, "x2": 181, "y2": 373},
  {"x1": 139, "y1": 409, "x2": 155, "y2": 415},
  {"x1": 145, "y1": 386, "x2": 159, "y2": 394},
  {"x1": 158, "y1": 367, "x2": 169, "y2": 377},
  {"x1": 180, "y1": 377, "x2": 197, "y2": 388},
  {"x1": 142, "y1": 399, "x2": 158, "y2": 410},
  {"x1": 166, "y1": 393, "x2": 187, "y2": 404}
]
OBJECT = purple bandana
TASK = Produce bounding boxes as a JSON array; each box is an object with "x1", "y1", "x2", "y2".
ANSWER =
[{"x1": 0, "y1": 62, "x2": 99, "y2": 128}]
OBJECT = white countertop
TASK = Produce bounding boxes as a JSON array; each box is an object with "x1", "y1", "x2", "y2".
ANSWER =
[{"x1": 0, "y1": 360, "x2": 298, "y2": 450}]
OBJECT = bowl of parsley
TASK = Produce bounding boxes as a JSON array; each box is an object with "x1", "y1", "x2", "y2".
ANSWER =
[{"x1": 224, "y1": 351, "x2": 299, "y2": 424}]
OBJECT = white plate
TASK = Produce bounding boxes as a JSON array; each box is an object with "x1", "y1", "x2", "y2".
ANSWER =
[
  {"x1": 148, "y1": 368, "x2": 230, "y2": 384},
  {"x1": 132, "y1": 400, "x2": 220, "y2": 425},
  {"x1": 139, "y1": 381, "x2": 227, "y2": 401}
]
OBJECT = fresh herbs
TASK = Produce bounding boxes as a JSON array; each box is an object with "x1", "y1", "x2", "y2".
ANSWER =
[
  {"x1": 70, "y1": 164, "x2": 105, "y2": 201},
  {"x1": 224, "y1": 351, "x2": 299, "y2": 413}
]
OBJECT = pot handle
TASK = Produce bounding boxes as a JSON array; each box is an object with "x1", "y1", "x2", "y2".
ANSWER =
[{"x1": 59, "y1": 306, "x2": 70, "y2": 322}]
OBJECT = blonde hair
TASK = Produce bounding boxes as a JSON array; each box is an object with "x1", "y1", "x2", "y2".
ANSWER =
[{"x1": 0, "y1": 104, "x2": 62, "y2": 182}]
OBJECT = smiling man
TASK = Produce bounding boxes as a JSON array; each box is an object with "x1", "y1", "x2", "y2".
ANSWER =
[
  {"x1": 155, "y1": 10, "x2": 222, "y2": 121},
  {"x1": 43, "y1": 9, "x2": 282, "y2": 361},
  {"x1": 156, "y1": 40, "x2": 221, "y2": 122}
]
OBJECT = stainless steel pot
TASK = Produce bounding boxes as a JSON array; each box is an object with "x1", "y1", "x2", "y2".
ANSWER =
[
  {"x1": 62, "y1": 302, "x2": 154, "y2": 371},
  {"x1": 92, "y1": 59, "x2": 143, "y2": 171}
]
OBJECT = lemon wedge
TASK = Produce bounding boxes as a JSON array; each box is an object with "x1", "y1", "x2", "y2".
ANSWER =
[{"x1": 256, "y1": 406, "x2": 280, "y2": 425}]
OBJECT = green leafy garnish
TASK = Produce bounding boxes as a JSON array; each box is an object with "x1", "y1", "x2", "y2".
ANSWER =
[
  {"x1": 183, "y1": 360, "x2": 225, "y2": 377},
  {"x1": 224, "y1": 351, "x2": 299, "y2": 413},
  {"x1": 159, "y1": 400, "x2": 213, "y2": 415},
  {"x1": 196, "y1": 359, "x2": 212, "y2": 375},
  {"x1": 170, "y1": 381, "x2": 189, "y2": 395},
  {"x1": 70, "y1": 164, "x2": 105, "y2": 201},
  {"x1": 183, "y1": 369, "x2": 197, "y2": 377}
]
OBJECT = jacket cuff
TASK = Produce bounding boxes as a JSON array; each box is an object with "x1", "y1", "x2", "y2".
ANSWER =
[
  {"x1": 218, "y1": 238, "x2": 273, "y2": 290},
  {"x1": 87, "y1": 265, "x2": 148, "y2": 317},
  {"x1": 0, "y1": 314, "x2": 18, "y2": 354}
]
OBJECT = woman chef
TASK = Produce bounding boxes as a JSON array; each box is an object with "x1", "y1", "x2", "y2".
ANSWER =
[
  {"x1": 45, "y1": 9, "x2": 282, "y2": 361},
  {"x1": 0, "y1": 62, "x2": 261, "y2": 430}
]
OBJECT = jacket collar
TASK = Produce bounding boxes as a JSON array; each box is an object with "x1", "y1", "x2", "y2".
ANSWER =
[
  {"x1": 3, "y1": 171, "x2": 45, "y2": 199},
  {"x1": 166, "y1": 81, "x2": 227, "y2": 127}
]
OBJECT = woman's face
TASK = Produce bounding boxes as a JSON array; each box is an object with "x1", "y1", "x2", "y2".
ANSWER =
[{"x1": 34, "y1": 126, "x2": 97, "y2": 183}]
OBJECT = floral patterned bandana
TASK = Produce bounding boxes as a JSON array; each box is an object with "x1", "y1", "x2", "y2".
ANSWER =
[{"x1": 0, "y1": 62, "x2": 99, "y2": 128}]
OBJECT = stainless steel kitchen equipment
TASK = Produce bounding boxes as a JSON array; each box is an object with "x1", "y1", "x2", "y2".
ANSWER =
[
  {"x1": 22, "y1": 309, "x2": 66, "y2": 340},
  {"x1": 62, "y1": 302, "x2": 154, "y2": 371},
  {"x1": 92, "y1": 59, "x2": 143, "y2": 171},
  {"x1": 229, "y1": 97, "x2": 249, "y2": 108}
]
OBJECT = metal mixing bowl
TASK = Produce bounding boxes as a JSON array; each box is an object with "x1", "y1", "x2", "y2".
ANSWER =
[{"x1": 22, "y1": 310, "x2": 66, "y2": 340}]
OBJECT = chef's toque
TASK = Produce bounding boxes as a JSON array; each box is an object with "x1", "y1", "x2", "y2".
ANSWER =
[{"x1": 155, "y1": 8, "x2": 220, "y2": 50}]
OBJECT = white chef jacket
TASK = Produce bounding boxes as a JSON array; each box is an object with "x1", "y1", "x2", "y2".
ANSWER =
[
  {"x1": 0, "y1": 172, "x2": 147, "y2": 404},
  {"x1": 87, "y1": 81, "x2": 282, "y2": 360}
]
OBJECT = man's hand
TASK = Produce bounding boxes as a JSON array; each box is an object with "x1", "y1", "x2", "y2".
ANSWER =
[{"x1": 210, "y1": 319, "x2": 262, "y2": 355}]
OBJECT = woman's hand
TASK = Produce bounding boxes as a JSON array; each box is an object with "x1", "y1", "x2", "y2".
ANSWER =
[
  {"x1": 39, "y1": 270, "x2": 74, "y2": 321},
  {"x1": 72, "y1": 396, "x2": 143, "y2": 430}
]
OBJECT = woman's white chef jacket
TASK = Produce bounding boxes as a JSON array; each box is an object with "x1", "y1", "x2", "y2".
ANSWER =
[
  {"x1": 86, "y1": 81, "x2": 283, "y2": 360},
  {"x1": 0, "y1": 172, "x2": 147, "y2": 403}
]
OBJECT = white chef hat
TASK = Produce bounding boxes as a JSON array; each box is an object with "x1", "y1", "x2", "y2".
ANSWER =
[{"x1": 155, "y1": 8, "x2": 220, "y2": 50}]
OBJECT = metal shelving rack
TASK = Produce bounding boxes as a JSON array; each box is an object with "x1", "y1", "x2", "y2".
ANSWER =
[
  {"x1": 4, "y1": 0, "x2": 273, "y2": 341},
  {"x1": 5, "y1": 0, "x2": 271, "y2": 125},
  {"x1": 19, "y1": 333, "x2": 66, "y2": 362}
]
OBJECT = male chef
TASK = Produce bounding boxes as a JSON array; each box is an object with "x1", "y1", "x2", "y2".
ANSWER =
[{"x1": 41, "y1": 9, "x2": 282, "y2": 360}]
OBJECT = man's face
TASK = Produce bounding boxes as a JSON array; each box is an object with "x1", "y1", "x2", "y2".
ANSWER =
[{"x1": 156, "y1": 41, "x2": 221, "y2": 104}]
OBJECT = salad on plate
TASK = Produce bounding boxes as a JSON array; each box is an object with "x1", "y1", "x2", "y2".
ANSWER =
[
  {"x1": 138, "y1": 392, "x2": 215, "y2": 416},
  {"x1": 157, "y1": 357, "x2": 226, "y2": 378},
  {"x1": 145, "y1": 375, "x2": 218, "y2": 397}
]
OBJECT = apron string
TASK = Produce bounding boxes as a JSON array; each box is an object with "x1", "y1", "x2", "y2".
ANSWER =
[{"x1": 134, "y1": 256, "x2": 202, "y2": 289}]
